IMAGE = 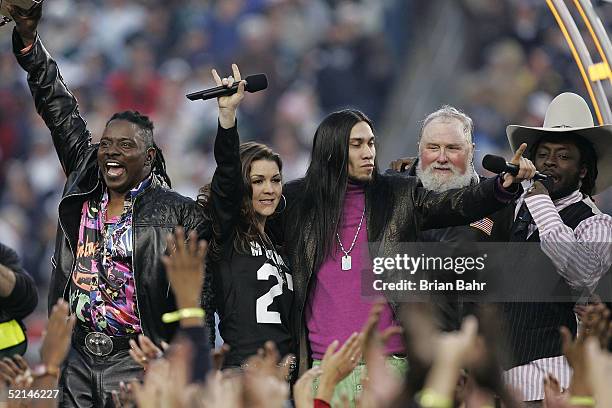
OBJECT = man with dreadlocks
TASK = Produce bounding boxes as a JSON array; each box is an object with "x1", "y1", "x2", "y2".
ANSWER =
[{"x1": 8, "y1": 4, "x2": 209, "y2": 406}]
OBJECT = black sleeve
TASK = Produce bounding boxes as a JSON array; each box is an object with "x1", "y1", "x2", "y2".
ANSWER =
[
  {"x1": 181, "y1": 199, "x2": 212, "y2": 242},
  {"x1": 267, "y1": 179, "x2": 304, "y2": 246},
  {"x1": 176, "y1": 326, "x2": 212, "y2": 382},
  {"x1": 210, "y1": 122, "x2": 243, "y2": 244},
  {"x1": 13, "y1": 31, "x2": 93, "y2": 177},
  {"x1": 416, "y1": 176, "x2": 519, "y2": 230},
  {"x1": 0, "y1": 243, "x2": 38, "y2": 320}
]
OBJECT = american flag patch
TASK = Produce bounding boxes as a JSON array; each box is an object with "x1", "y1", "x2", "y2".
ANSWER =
[{"x1": 470, "y1": 217, "x2": 494, "y2": 236}]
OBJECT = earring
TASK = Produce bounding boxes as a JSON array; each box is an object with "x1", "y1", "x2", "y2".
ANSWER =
[{"x1": 275, "y1": 194, "x2": 287, "y2": 214}]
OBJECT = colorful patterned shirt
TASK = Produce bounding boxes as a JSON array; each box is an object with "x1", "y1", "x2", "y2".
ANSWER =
[{"x1": 69, "y1": 177, "x2": 151, "y2": 335}]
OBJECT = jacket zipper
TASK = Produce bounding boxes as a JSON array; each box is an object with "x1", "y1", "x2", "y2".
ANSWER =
[
  {"x1": 59, "y1": 181, "x2": 100, "y2": 304},
  {"x1": 131, "y1": 193, "x2": 146, "y2": 337}
]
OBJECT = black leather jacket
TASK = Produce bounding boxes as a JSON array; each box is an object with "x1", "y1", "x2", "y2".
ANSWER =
[
  {"x1": 13, "y1": 31, "x2": 210, "y2": 345},
  {"x1": 277, "y1": 172, "x2": 519, "y2": 374}
]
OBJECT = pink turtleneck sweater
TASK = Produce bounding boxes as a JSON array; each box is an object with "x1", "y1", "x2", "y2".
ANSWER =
[{"x1": 305, "y1": 181, "x2": 404, "y2": 360}]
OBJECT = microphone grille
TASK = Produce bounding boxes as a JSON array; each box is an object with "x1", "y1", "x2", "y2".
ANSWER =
[
  {"x1": 482, "y1": 154, "x2": 508, "y2": 174},
  {"x1": 244, "y1": 74, "x2": 268, "y2": 93}
]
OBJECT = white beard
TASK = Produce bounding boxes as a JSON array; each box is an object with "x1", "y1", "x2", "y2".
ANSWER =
[{"x1": 416, "y1": 160, "x2": 477, "y2": 193}]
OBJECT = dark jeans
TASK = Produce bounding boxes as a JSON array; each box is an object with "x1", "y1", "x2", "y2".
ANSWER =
[{"x1": 58, "y1": 343, "x2": 143, "y2": 408}]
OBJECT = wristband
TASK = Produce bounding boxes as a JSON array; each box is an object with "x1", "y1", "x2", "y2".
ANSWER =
[
  {"x1": 569, "y1": 396, "x2": 595, "y2": 406},
  {"x1": 31, "y1": 363, "x2": 60, "y2": 379},
  {"x1": 162, "y1": 308, "x2": 205, "y2": 323},
  {"x1": 417, "y1": 389, "x2": 452, "y2": 408}
]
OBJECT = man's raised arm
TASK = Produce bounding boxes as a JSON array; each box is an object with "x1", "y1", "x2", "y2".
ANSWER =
[{"x1": 9, "y1": 4, "x2": 93, "y2": 176}]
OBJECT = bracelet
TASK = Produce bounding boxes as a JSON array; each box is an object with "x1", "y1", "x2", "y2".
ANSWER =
[
  {"x1": 569, "y1": 396, "x2": 595, "y2": 406},
  {"x1": 162, "y1": 308, "x2": 205, "y2": 323},
  {"x1": 417, "y1": 389, "x2": 452, "y2": 408},
  {"x1": 31, "y1": 363, "x2": 60, "y2": 379}
]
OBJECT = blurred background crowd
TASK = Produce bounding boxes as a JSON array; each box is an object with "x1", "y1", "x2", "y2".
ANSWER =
[{"x1": 1, "y1": 0, "x2": 612, "y2": 347}]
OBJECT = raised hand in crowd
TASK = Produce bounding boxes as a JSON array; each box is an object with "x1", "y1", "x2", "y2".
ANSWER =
[
  {"x1": 580, "y1": 302, "x2": 612, "y2": 348},
  {"x1": 358, "y1": 300, "x2": 403, "y2": 408},
  {"x1": 315, "y1": 332, "x2": 362, "y2": 404},
  {"x1": 0, "y1": 355, "x2": 30, "y2": 388},
  {"x1": 26, "y1": 299, "x2": 75, "y2": 408},
  {"x1": 7, "y1": 2, "x2": 41, "y2": 47},
  {"x1": 198, "y1": 370, "x2": 243, "y2": 408},
  {"x1": 132, "y1": 339, "x2": 196, "y2": 408},
  {"x1": 242, "y1": 341, "x2": 291, "y2": 408},
  {"x1": 37, "y1": 299, "x2": 75, "y2": 383},
  {"x1": 543, "y1": 374, "x2": 572, "y2": 408},
  {"x1": 464, "y1": 305, "x2": 520, "y2": 408},
  {"x1": 162, "y1": 227, "x2": 208, "y2": 327},
  {"x1": 561, "y1": 303, "x2": 612, "y2": 397},
  {"x1": 458, "y1": 375, "x2": 500, "y2": 408},
  {"x1": 213, "y1": 63, "x2": 246, "y2": 129},
  {"x1": 293, "y1": 366, "x2": 322, "y2": 408},
  {"x1": 0, "y1": 300, "x2": 75, "y2": 408},
  {"x1": 585, "y1": 337, "x2": 612, "y2": 408},
  {"x1": 111, "y1": 381, "x2": 136, "y2": 408},
  {"x1": 420, "y1": 316, "x2": 479, "y2": 407},
  {"x1": 211, "y1": 344, "x2": 231, "y2": 372},
  {"x1": 128, "y1": 334, "x2": 168, "y2": 370}
]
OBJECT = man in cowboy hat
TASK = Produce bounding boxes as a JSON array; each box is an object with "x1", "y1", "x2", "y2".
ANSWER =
[{"x1": 502, "y1": 92, "x2": 612, "y2": 406}]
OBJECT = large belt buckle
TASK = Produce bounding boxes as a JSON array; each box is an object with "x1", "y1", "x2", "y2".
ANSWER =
[{"x1": 84, "y1": 332, "x2": 113, "y2": 356}]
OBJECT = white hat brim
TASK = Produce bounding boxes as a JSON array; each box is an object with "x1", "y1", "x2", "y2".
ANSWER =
[{"x1": 506, "y1": 124, "x2": 612, "y2": 194}]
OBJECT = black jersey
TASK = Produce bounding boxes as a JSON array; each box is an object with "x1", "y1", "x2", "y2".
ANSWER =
[
  {"x1": 213, "y1": 239, "x2": 294, "y2": 367},
  {"x1": 206, "y1": 124, "x2": 294, "y2": 367}
]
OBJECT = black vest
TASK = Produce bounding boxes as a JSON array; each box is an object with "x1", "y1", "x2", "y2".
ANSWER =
[{"x1": 502, "y1": 198, "x2": 596, "y2": 369}]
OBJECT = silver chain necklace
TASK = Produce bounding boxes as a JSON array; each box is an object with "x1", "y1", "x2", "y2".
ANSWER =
[{"x1": 336, "y1": 206, "x2": 366, "y2": 271}]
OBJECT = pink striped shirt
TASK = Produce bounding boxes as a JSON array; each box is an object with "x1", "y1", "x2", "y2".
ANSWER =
[
  {"x1": 522, "y1": 189, "x2": 612, "y2": 290},
  {"x1": 504, "y1": 188, "x2": 612, "y2": 401}
]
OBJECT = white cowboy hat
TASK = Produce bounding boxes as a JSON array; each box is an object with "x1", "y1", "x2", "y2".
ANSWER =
[{"x1": 506, "y1": 92, "x2": 612, "y2": 194}]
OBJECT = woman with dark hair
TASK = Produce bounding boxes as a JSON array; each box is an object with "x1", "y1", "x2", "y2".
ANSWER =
[{"x1": 199, "y1": 65, "x2": 294, "y2": 369}]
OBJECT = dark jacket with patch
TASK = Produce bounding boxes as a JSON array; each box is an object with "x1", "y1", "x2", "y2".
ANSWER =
[{"x1": 391, "y1": 163, "x2": 510, "y2": 331}]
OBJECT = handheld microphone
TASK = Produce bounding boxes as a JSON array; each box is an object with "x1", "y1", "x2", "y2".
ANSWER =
[
  {"x1": 186, "y1": 73, "x2": 268, "y2": 101},
  {"x1": 482, "y1": 154, "x2": 548, "y2": 181}
]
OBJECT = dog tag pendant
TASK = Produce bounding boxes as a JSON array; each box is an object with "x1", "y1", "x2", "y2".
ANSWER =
[{"x1": 341, "y1": 255, "x2": 352, "y2": 271}]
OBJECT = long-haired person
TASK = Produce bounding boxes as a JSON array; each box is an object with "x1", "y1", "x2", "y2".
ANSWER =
[
  {"x1": 273, "y1": 109, "x2": 537, "y2": 406},
  {"x1": 199, "y1": 65, "x2": 294, "y2": 369}
]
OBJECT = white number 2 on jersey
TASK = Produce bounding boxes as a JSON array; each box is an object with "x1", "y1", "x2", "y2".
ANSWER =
[{"x1": 256, "y1": 263, "x2": 294, "y2": 323}]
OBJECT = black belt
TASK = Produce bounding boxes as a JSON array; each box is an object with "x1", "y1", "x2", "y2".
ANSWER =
[{"x1": 73, "y1": 326, "x2": 138, "y2": 357}]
